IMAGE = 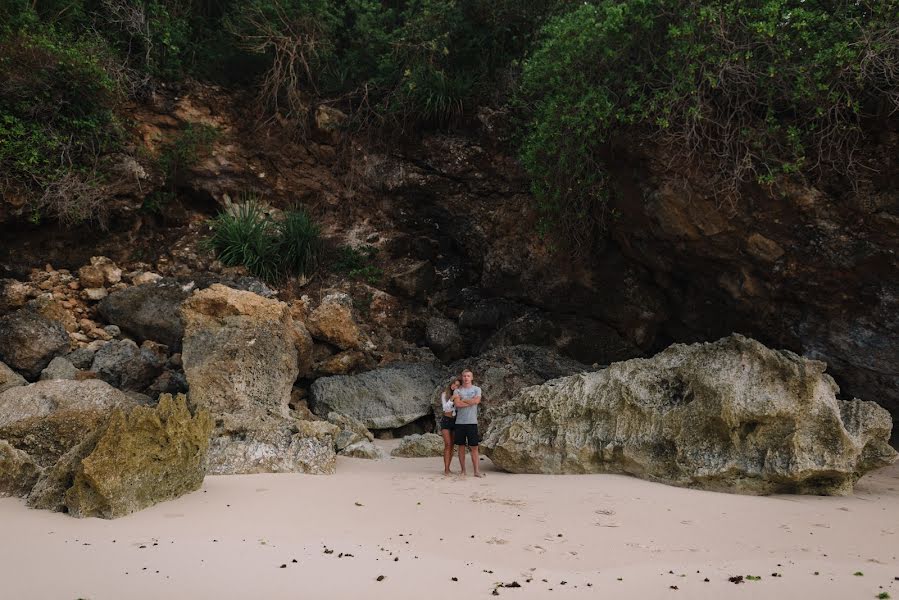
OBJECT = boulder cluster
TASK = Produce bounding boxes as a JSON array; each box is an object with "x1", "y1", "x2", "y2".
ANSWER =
[{"x1": 1, "y1": 255, "x2": 895, "y2": 519}]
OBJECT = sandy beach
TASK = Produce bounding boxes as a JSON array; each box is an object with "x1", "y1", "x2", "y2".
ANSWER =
[{"x1": 1, "y1": 440, "x2": 897, "y2": 600}]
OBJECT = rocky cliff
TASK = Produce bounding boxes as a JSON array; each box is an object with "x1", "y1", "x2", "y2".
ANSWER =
[{"x1": 0, "y1": 83, "x2": 895, "y2": 428}]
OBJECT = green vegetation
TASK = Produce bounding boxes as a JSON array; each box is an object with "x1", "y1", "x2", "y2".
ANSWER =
[
  {"x1": 331, "y1": 245, "x2": 382, "y2": 284},
  {"x1": 2, "y1": 0, "x2": 897, "y2": 250},
  {"x1": 517, "y1": 0, "x2": 899, "y2": 250},
  {"x1": 877, "y1": 592, "x2": 891, "y2": 599},
  {"x1": 204, "y1": 199, "x2": 321, "y2": 282}
]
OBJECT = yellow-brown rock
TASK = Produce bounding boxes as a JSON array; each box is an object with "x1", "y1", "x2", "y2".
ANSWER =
[{"x1": 62, "y1": 394, "x2": 212, "y2": 518}]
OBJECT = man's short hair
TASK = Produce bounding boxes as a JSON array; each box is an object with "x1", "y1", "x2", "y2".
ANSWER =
[{"x1": 461, "y1": 368, "x2": 473, "y2": 375}]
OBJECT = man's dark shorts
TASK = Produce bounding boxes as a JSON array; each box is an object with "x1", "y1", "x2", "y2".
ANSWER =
[
  {"x1": 454, "y1": 423, "x2": 479, "y2": 447},
  {"x1": 440, "y1": 415, "x2": 455, "y2": 431}
]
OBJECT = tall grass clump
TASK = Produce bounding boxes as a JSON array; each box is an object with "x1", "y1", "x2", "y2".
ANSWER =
[
  {"x1": 204, "y1": 199, "x2": 320, "y2": 283},
  {"x1": 278, "y1": 208, "x2": 321, "y2": 277}
]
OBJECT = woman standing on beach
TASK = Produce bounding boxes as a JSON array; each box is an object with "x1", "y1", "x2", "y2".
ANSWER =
[{"x1": 440, "y1": 379, "x2": 461, "y2": 475}]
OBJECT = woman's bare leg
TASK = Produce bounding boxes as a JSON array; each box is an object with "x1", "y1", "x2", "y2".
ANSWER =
[{"x1": 441, "y1": 429, "x2": 453, "y2": 474}]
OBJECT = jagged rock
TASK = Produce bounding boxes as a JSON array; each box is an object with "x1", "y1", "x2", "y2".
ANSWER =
[
  {"x1": 182, "y1": 284, "x2": 298, "y2": 419},
  {"x1": 443, "y1": 345, "x2": 590, "y2": 434},
  {"x1": 97, "y1": 278, "x2": 191, "y2": 349},
  {"x1": 340, "y1": 440, "x2": 382, "y2": 459},
  {"x1": 390, "y1": 260, "x2": 436, "y2": 299},
  {"x1": 311, "y1": 363, "x2": 444, "y2": 430},
  {"x1": 90, "y1": 339, "x2": 165, "y2": 391},
  {"x1": 84, "y1": 288, "x2": 108, "y2": 301},
  {"x1": 27, "y1": 429, "x2": 102, "y2": 512},
  {"x1": 206, "y1": 413, "x2": 335, "y2": 475},
  {"x1": 0, "y1": 279, "x2": 31, "y2": 314},
  {"x1": 458, "y1": 298, "x2": 528, "y2": 330},
  {"x1": 27, "y1": 394, "x2": 212, "y2": 518},
  {"x1": 0, "y1": 308, "x2": 70, "y2": 379},
  {"x1": 0, "y1": 379, "x2": 137, "y2": 466},
  {"x1": 314, "y1": 350, "x2": 367, "y2": 376},
  {"x1": 39, "y1": 357, "x2": 79, "y2": 381},
  {"x1": 78, "y1": 257, "x2": 121, "y2": 288},
  {"x1": 314, "y1": 105, "x2": 347, "y2": 132},
  {"x1": 0, "y1": 361, "x2": 26, "y2": 393},
  {"x1": 482, "y1": 335, "x2": 898, "y2": 495},
  {"x1": 306, "y1": 292, "x2": 363, "y2": 350},
  {"x1": 147, "y1": 370, "x2": 188, "y2": 397},
  {"x1": 130, "y1": 271, "x2": 163, "y2": 286},
  {"x1": 292, "y1": 318, "x2": 314, "y2": 377},
  {"x1": 0, "y1": 440, "x2": 42, "y2": 497},
  {"x1": 426, "y1": 317, "x2": 464, "y2": 363},
  {"x1": 27, "y1": 295, "x2": 77, "y2": 333},
  {"x1": 390, "y1": 433, "x2": 444, "y2": 458},
  {"x1": 65, "y1": 343, "x2": 104, "y2": 369},
  {"x1": 327, "y1": 412, "x2": 374, "y2": 451},
  {"x1": 482, "y1": 312, "x2": 641, "y2": 365}
]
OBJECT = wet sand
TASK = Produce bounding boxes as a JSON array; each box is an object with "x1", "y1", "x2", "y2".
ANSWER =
[{"x1": 1, "y1": 440, "x2": 897, "y2": 599}]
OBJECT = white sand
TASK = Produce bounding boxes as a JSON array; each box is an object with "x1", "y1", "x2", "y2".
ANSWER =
[{"x1": 1, "y1": 440, "x2": 897, "y2": 600}]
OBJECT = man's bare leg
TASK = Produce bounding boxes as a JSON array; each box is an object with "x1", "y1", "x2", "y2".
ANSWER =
[
  {"x1": 471, "y1": 445, "x2": 484, "y2": 477},
  {"x1": 457, "y1": 445, "x2": 467, "y2": 475}
]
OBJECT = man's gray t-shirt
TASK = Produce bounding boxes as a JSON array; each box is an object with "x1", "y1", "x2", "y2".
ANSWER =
[{"x1": 454, "y1": 386, "x2": 482, "y2": 425}]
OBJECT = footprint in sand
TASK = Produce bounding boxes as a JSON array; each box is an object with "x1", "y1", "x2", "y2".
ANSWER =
[
  {"x1": 486, "y1": 538, "x2": 509, "y2": 545},
  {"x1": 525, "y1": 545, "x2": 546, "y2": 555}
]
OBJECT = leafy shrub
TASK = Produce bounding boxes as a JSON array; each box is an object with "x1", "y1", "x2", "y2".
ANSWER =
[
  {"x1": 331, "y1": 245, "x2": 382, "y2": 283},
  {"x1": 518, "y1": 0, "x2": 899, "y2": 250},
  {"x1": 204, "y1": 199, "x2": 321, "y2": 282},
  {"x1": 0, "y1": 31, "x2": 122, "y2": 221}
]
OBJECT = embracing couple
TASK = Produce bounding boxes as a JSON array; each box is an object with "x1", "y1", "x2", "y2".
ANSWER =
[{"x1": 439, "y1": 369, "x2": 485, "y2": 478}]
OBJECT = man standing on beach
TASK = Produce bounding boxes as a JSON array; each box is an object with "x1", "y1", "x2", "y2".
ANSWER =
[{"x1": 453, "y1": 369, "x2": 484, "y2": 478}]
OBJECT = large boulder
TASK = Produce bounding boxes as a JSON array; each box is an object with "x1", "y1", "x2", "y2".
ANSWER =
[
  {"x1": 390, "y1": 433, "x2": 444, "y2": 457},
  {"x1": 0, "y1": 308, "x2": 70, "y2": 379},
  {"x1": 0, "y1": 379, "x2": 137, "y2": 466},
  {"x1": 483, "y1": 335, "x2": 898, "y2": 495},
  {"x1": 311, "y1": 363, "x2": 444, "y2": 430},
  {"x1": 0, "y1": 440, "x2": 42, "y2": 497},
  {"x1": 90, "y1": 339, "x2": 166, "y2": 391},
  {"x1": 306, "y1": 292, "x2": 363, "y2": 350},
  {"x1": 97, "y1": 279, "x2": 191, "y2": 349},
  {"x1": 443, "y1": 346, "x2": 590, "y2": 434},
  {"x1": 181, "y1": 284, "x2": 299, "y2": 419},
  {"x1": 206, "y1": 413, "x2": 335, "y2": 475},
  {"x1": 425, "y1": 317, "x2": 464, "y2": 363},
  {"x1": 0, "y1": 361, "x2": 26, "y2": 393},
  {"x1": 27, "y1": 394, "x2": 212, "y2": 518},
  {"x1": 181, "y1": 284, "x2": 319, "y2": 474}
]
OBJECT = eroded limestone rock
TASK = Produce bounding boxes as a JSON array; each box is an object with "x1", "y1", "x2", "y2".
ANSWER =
[
  {"x1": 0, "y1": 440, "x2": 42, "y2": 497},
  {"x1": 482, "y1": 335, "x2": 897, "y2": 495},
  {"x1": 390, "y1": 433, "x2": 444, "y2": 458}
]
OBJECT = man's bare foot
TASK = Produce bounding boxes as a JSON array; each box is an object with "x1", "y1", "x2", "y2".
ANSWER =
[
  {"x1": 444, "y1": 470, "x2": 452, "y2": 476},
  {"x1": 474, "y1": 472, "x2": 486, "y2": 478},
  {"x1": 460, "y1": 471, "x2": 467, "y2": 476}
]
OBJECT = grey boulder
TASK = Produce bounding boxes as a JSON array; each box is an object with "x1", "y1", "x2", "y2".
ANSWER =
[
  {"x1": 0, "y1": 308, "x2": 70, "y2": 379},
  {"x1": 311, "y1": 363, "x2": 444, "y2": 430}
]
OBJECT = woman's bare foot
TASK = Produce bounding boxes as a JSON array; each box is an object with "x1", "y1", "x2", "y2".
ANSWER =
[
  {"x1": 474, "y1": 472, "x2": 486, "y2": 478},
  {"x1": 444, "y1": 470, "x2": 453, "y2": 476}
]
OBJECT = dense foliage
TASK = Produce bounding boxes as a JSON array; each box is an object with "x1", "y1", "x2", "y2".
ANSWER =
[
  {"x1": 518, "y1": 0, "x2": 899, "y2": 249},
  {"x1": 1, "y1": 0, "x2": 897, "y2": 247}
]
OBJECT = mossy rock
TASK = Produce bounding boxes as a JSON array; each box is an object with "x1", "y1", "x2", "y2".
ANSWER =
[{"x1": 28, "y1": 393, "x2": 213, "y2": 518}]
